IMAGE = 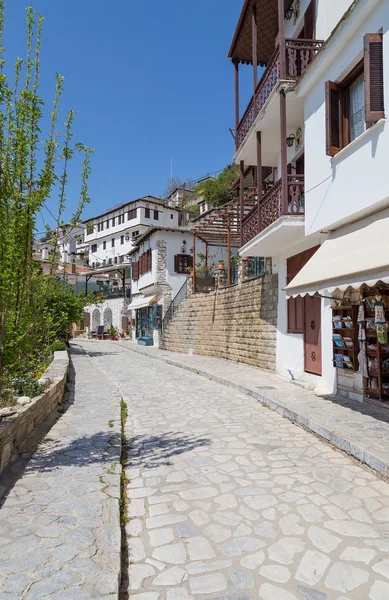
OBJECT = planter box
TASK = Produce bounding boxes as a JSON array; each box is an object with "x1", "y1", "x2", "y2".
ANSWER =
[{"x1": 0, "y1": 351, "x2": 69, "y2": 475}]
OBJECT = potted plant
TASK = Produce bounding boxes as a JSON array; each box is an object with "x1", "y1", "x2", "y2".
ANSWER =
[
  {"x1": 119, "y1": 331, "x2": 125, "y2": 338},
  {"x1": 218, "y1": 260, "x2": 225, "y2": 270},
  {"x1": 109, "y1": 324, "x2": 118, "y2": 340}
]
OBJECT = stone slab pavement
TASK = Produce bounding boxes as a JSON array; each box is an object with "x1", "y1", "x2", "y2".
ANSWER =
[
  {"x1": 117, "y1": 341, "x2": 389, "y2": 479},
  {"x1": 0, "y1": 345, "x2": 122, "y2": 600},
  {"x1": 80, "y1": 340, "x2": 389, "y2": 600}
]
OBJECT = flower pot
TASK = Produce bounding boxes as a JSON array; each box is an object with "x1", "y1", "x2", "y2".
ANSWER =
[{"x1": 218, "y1": 261, "x2": 225, "y2": 269}]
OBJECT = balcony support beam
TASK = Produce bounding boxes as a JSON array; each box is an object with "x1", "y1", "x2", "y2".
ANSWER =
[
  {"x1": 252, "y1": 3, "x2": 258, "y2": 115},
  {"x1": 239, "y1": 160, "x2": 245, "y2": 247},
  {"x1": 227, "y1": 215, "x2": 231, "y2": 286},
  {"x1": 234, "y1": 60, "x2": 240, "y2": 151},
  {"x1": 278, "y1": 0, "x2": 286, "y2": 79},
  {"x1": 280, "y1": 90, "x2": 288, "y2": 215},
  {"x1": 192, "y1": 234, "x2": 196, "y2": 294},
  {"x1": 256, "y1": 131, "x2": 262, "y2": 231}
]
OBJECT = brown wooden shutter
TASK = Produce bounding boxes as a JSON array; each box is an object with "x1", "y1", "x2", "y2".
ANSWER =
[
  {"x1": 174, "y1": 255, "x2": 179, "y2": 273},
  {"x1": 325, "y1": 81, "x2": 342, "y2": 156},
  {"x1": 364, "y1": 33, "x2": 384, "y2": 123},
  {"x1": 187, "y1": 255, "x2": 193, "y2": 269},
  {"x1": 132, "y1": 261, "x2": 139, "y2": 280},
  {"x1": 83, "y1": 312, "x2": 91, "y2": 328},
  {"x1": 287, "y1": 246, "x2": 320, "y2": 334},
  {"x1": 122, "y1": 316, "x2": 128, "y2": 331},
  {"x1": 304, "y1": 0, "x2": 316, "y2": 40}
]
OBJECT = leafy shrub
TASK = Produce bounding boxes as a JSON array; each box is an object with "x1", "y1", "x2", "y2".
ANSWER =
[
  {"x1": 48, "y1": 339, "x2": 67, "y2": 353},
  {"x1": 11, "y1": 375, "x2": 45, "y2": 399}
]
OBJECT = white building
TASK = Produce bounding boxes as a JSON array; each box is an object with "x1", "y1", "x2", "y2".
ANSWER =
[
  {"x1": 285, "y1": 0, "x2": 389, "y2": 402},
  {"x1": 128, "y1": 226, "x2": 228, "y2": 346},
  {"x1": 128, "y1": 227, "x2": 197, "y2": 346},
  {"x1": 231, "y1": 0, "x2": 388, "y2": 401},
  {"x1": 84, "y1": 196, "x2": 181, "y2": 269}
]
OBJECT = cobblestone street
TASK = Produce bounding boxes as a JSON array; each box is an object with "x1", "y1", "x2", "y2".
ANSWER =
[
  {"x1": 3, "y1": 341, "x2": 389, "y2": 599},
  {"x1": 87, "y1": 341, "x2": 389, "y2": 600},
  {"x1": 0, "y1": 346, "x2": 122, "y2": 599}
]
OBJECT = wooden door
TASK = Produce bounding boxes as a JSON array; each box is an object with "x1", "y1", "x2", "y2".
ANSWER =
[
  {"x1": 83, "y1": 312, "x2": 91, "y2": 329},
  {"x1": 296, "y1": 153, "x2": 305, "y2": 175},
  {"x1": 304, "y1": 295, "x2": 322, "y2": 375}
]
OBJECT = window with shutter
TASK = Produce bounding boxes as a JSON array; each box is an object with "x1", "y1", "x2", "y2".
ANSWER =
[
  {"x1": 364, "y1": 33, "x2": 384, "y2": 123},
  {"x1": 287, "y1": 246, "x2": 320, "y2": 334},
  {"x1": 132, "y1": 261, "x2": 139, "y2": 280},
  {"x1": 325, "y1": 81, "x2": 342, "y2": 156}
]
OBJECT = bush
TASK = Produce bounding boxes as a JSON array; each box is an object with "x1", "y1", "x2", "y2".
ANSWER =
[
  {"x1": 48, "y1": 339, "x2": 67, "y2": 353},
  {"x1": 11, "y1": 375, "x2": 45, "y2": 399}
]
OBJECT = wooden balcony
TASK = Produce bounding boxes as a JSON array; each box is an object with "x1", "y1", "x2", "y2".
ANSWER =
[
  {"x1": 236, "y1": 39, "x2": 324, "y2": 150},
  {"x1": 242, "y1": 174, "x2": 304, "y2": 246}
]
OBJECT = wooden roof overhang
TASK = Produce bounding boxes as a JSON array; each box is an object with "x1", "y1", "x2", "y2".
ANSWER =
[
  {"x1": 193, "y1": 193, "x2": 257, "y2": 248},
  {"x1": 228, "y1": 0, "x2": 294, "y2": 65}
]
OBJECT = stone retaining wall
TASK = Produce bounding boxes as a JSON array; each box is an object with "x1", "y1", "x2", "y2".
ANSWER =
[
  {"x1": 160, "y1": 264, "x2": 278, "y2": 372},
  {"x1": 0, "y1": 350, "x2": 69, "y2": 474}
]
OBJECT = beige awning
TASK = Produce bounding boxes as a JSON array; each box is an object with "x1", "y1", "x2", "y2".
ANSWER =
[
  {"x1": 128, "y1": 295, "x2": 158, "y2": 310},
  {"x1": 285, "y1": 209, "x2": 389, "y2": 297}
]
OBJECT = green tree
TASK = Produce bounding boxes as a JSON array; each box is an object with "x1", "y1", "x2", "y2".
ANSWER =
[
  {"x1": 194, "y1": 165, "x2": 238, "y2": 207},
  {"x1": 0, "y1": 3, "x2": 92, "y2": 392}
]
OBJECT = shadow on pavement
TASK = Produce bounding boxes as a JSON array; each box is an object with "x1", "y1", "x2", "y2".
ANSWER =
[{"x1": 127, "y1": 432, "x2": 211, "y2": 469}]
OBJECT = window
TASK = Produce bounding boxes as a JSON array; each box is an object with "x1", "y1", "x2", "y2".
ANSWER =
[
  {"x1": 121, "y1": 235, "x2": 124, "y2": 245},
  {"x1": 132, "y1": 230, "x2": 140, "y2": 238},
  {"x1": 112, "y1": 217, "x2": 115, "y2": 227},
  {"x1": 170, "y1": 214, "x2": 174, "y2": 219},
  {"x1": 108, "y1": 258, "x2": 112, "y2": 265},
  {"x1": 128, "y1": 208, "x2": 137, "y2": 220},
  {"x1": 145, "y1": 207, "x2": 150, "y2": 218},
  {"x1": 97, "y1": 222, "x2": 103, "y2": 232},
  {"x1": 106, "y1": 220, "x2": 109, "y2": 229},
  {"x1": 111, "y1": 238, "x2": 115, "y2": 248},
  {"x1": 325, "y1": 33, "x2": 384, "y2": 156},
  {"x1": 287, "y1": 247, "x2": 320, "y2": 333},
  {"x1": 87, "y1": 225, "x2": 94, "y2": 235},
  {"x1": 118, "y1": 214, "x2": 124, "y2": 225},
  {"x1": 91, "y1": 244, "x2": 97, "y2": 253},
  {"x1": 139, "y1": 249, "x2": 152, "y2": 275},
  {"x1": 132, "y1": 261, "x2": 139, "y2": 280},
  {"x1": 114, "y1": 256, "x2": 118, "y2": 264},
  {"x1": 174, "y1": 254, "x2": 193, "y2": 274},
  {"x1": 154, "y1": 209, "x2": 159, "y2": 220},
  {"x1": 103, "y1": 241, "x2": 106, "y2": 250}
]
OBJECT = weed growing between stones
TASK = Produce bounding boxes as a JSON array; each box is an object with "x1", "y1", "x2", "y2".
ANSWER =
[{"x1": 119, "y1": 397, "x2": 130, "y2": 599}]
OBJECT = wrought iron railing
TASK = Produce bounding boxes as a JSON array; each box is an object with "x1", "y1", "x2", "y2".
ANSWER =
[
  {"x1": 236, "y1": 39, "x2": 324, "y2": 149},
  {"x1": 93, "y1": 286, "x2": 131, "y2": 299},
  {"x1": 162, "y1": 278, "x2": 188, "y2": 334},
  {"x1": 242, "y1": 175, "x2": 304, "y2": 246},
  {"x1": 247, "y1": 257, "x2": 265, "y2": 279}
]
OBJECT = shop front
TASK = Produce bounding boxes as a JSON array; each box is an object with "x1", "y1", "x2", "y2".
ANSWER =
[
  {"x1": 285, "y1": 209, "x2": 389, "y2": 405},
  {"x1": 128, "y1": 294, "x2": 162, "y2": 345}
]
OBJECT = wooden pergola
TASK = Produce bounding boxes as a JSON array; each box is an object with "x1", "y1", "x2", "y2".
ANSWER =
[{"x1": 192, "y1": 191, "x2": 257, "y2": 288}]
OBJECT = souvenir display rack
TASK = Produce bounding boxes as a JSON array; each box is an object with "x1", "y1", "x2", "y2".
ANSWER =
[
  {"x1": 331, "y1": 305, "x2": 359, "y2": 372},
  {"x1": 363, "y1": 289, "x2": 389, "y2": 402}
]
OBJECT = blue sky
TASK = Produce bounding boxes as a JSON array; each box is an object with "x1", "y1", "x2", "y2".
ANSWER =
[{"x1": 5, "y1": 0, "x2": 253, "y2": 229}]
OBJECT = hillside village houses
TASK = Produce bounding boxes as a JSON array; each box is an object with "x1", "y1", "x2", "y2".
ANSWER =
[{"x1": 34, "y1": 0, "x2": 389, "y2": 406}]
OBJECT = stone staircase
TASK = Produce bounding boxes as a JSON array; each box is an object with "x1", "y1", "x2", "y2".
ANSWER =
[{"x1": 160, "y1": 272, "x2": 278, "y2": 372}]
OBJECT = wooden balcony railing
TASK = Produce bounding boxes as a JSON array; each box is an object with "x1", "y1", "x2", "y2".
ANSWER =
[
  {"x1": 241, "y1": 175, "x2": 305, "y2": 246},
  {"x1": 236, "y1": 39, "x2": 324, "y2": 150}
]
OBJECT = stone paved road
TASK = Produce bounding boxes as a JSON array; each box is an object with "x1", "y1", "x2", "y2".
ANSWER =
[
  {"x1": 0, "y1": 346, "x2": 122, "y2": 600},
  {"x1": 78, "y1": 340, "x2": 389, "y2": 600}
]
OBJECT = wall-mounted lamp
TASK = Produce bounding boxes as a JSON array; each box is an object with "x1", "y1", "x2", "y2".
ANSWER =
[
  {"x1": 286, "y1": 134, "x2": 296, "y2": 147},
  {"x1": 285, "y1": 7, "x2": 293, "y2": 20}
]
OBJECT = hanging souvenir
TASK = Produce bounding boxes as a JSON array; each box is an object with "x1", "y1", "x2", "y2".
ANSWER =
[
  {"x1": 375, "y1": 295, "x2": 388, "y2": 344},
  {"x1": 358, "y1": 342, "x2": 368, "y2": 378},
  {"x1": 357, "y1": 299, "x2": 366, "y2": 343}
]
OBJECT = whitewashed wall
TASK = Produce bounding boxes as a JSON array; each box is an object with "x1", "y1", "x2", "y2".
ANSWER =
[{"x1": 302, "y1": 0, "x2": 389, "y2": 236}]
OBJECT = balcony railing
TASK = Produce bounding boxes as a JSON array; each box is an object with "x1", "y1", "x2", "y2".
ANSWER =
[
  {"x1": 242, "y1": 175, "x2": 304, "y2": 246},
  {"x1": 236, "y1": 39, "x2": 324, "y2": 149}
]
